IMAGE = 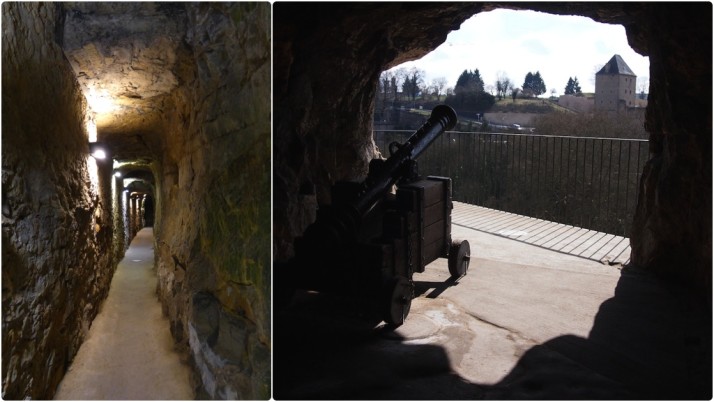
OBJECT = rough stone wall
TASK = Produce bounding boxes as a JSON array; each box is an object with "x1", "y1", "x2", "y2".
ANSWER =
[
  {"x1": 111, "y1": 175, "x2": 127, "y2": 265},
  {"x1": 628, "y1": 4, "x2": 712, "y2": 296},
  {"x1": 153, "y1": 3, "x2": 270, "y2": 399},
  {"x1": 1, "y1": 3, "x2": 116, "y2": 399},
  {"x1": 273, "y1": 3, "x2": 712, "y2": 297},
  {"x1": 273, "y1": 3, "x2": 484, "y2": 260}
]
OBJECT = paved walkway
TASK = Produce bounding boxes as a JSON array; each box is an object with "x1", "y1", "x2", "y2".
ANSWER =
[{"x1": 54, "y1": 228, "x2": 194, "y2": 400}]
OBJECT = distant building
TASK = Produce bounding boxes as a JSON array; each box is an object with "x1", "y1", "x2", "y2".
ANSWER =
[{"x1": 595, "y1": 54, "x2": 637, "y2": 112}]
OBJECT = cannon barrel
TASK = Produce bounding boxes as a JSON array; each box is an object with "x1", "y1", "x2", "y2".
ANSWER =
[{"x1": 352, "y1": 104, "x2": 457, "y2": 216}]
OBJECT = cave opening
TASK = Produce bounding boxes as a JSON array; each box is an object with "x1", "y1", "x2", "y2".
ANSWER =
[
  {"x1": 373, "y1": 8, "x2": 651, "y2": 245},
  {"x1": 273, "y1": 3, "x2": 711, "y2": 399}
]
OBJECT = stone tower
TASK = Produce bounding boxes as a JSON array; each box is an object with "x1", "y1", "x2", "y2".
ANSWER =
[{"x1": 595, "y1": 54, "x2": 637, "y2": 112}]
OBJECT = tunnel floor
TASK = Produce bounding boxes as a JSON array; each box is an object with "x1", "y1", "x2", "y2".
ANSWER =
[{"x1": 54, "y1": 228, "x2": 194, "y2": 400}]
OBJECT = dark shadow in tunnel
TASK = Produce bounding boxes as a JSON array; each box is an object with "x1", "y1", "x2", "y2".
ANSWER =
[
  {"x1": 274, "y1": 268, "x2": 712, "y2": 400},
  {"x1": 143, "y1": 194, "x2": 155, "y2": 227}
]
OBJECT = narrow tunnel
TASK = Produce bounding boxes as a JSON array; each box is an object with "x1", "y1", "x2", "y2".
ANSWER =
[
  {"x1": 2, "y1": 2, "x2": 270, "y2": 400},
  {"x1": 273, "y1": 3, "x2": 711, "y2": 399}
]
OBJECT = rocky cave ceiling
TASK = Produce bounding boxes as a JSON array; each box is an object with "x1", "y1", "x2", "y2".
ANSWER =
[{"x1": 61, "y1": 2, "x2": 187, "y2": 161}]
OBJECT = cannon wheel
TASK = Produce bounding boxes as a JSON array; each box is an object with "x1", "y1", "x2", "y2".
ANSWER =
[
  {"x1": 383, "y1": 276, "x2": 413, "y2": 326},
  {"x1": 448, "y1": 239, "x2": 471, "y2": 278}
]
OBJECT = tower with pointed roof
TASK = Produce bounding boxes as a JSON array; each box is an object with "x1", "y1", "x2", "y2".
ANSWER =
[{"x1": 595, "y1": 54, "x2": 637, "y2": 112}]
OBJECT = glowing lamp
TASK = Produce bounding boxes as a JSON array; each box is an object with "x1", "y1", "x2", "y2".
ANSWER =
[{"x1": 89, "y1": 142, "x2": 107, "y2": 160}]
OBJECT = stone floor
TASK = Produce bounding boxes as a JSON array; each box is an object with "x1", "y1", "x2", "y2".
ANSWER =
[
  {"x1": 54, "y1": 228, "x2": 194, "y2": 400},
  {"x1": 274, "y1": 206, "x2": 712, "y2": 400}
]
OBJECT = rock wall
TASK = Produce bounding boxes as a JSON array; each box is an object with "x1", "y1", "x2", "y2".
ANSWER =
[
  {"x1": 152, "y1": 3, "x2": 270, "y2": 399},
  {"x1": 273, "y1": 4, "x2": 711, "y2": 295},
  {"x1": 273, "y1": 3, "x2": 484, "y2": 260},
  {"x1": 628, "y1": 4, "x2": 712, "y2": 295},
  {"x1": 1, "y1": 3, "x2": 116, "y2": 399}
]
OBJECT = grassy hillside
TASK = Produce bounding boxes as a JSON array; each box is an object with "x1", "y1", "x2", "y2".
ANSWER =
[{"x1": 490, "y1": 98, "x2": 572, "y2": 113}]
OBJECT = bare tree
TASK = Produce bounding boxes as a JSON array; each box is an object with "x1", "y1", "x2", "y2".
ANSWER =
[
  {"x1": 495, "y1": 71, "x2": 511, "y2": 101},
  {"x1": 404, "y1": 67, "x2": 426, "y2": 101},
  {"x1": 637, "y1": 76, "x2": 649, "y2": 99},
  {"x1": 393, "y1": 67, "x2": 408, "y2": 101},
  {"x1": 378, "y1": 70, "x2": 394, "y2": 115},
  {"x1": 510, "y1": 86, "x2": 520, "y2": 102},
  {"x1": 431, "y1": 77, "x2": 447, "y2": 101},
  {"x1": 591, "y1": 64, "x2": 604, "y2": 88}
]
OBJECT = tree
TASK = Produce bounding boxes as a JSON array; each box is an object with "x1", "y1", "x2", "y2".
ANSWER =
[
  {"x1": 637, "y1": 76, "x2": 649, "y2": 99},
  {"x1": 572, "y1": 77, "x2": 582, "y2": 95},
  {"x1": 379, "y1": 71, "x2": 393, "y2": 100},
  {"x1": 377, "y1": 70, "x2": 394, "y2": 115},
  {"x1": 495, "y1": 72, "x2": 511, "y2": 100},
  {"x1": 511, "y1": 87, "x2": 520, "y2": 102},
  {"x1": 564, "y1": 77, "x2": 575, "y2": 95},
  {"x1": 431, "y1": 77, "x2": 447, "y2": 101},
  {"x1": 445, "y1": 69, "x2": 494, "y2": 112},
  {"x1": 455, "y1": 69, "x2": 484, "y2": 94},
  {"x1": 564, "y1": 76, "x2": 582, "y2": 96},
  {"x1": 393, "y1": 67, "x2": 408, "y2": 101},
  {"x1": 533, "y1": 71, "x2": 547, "y2": 96},
  {"x1": 522, "y1": 71, "x2": 546, "y2": 97},
  {"x1": 401, "y1": 67, "x2": 425, "y2": 101}
]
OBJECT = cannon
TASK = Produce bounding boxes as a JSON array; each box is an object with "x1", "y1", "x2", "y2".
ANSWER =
[{"x1": 280, "y1": 105, "x2": 471, "y2": 326}]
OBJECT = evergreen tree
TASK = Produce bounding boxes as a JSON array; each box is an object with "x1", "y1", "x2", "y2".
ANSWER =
[
  {"x1": 533, "y1": 71, "x2": 546, "y2": 96},
  {"x1": 564, "y1": 76, "x2": 582, "y2": 95},
  {"x1": 572, "y1": 77, "x2": 582, "y2": 95},
  {"x1": 522, "y1": 72, "x2": 534, "y2": 96},
  {"x1": 522, "y1": 71, "x2": 546, "y2": 97},
  {"x1": 446, "y1": 67, "x2": 494, "y2": 112},
  {"x1": 455, "y1": 69, "x2": 484, "y2": 94},
  {"x1": 565, "y1": 77, "x2": 575, "y2": 95}
]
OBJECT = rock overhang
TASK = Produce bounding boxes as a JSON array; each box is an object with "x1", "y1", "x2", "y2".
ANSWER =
[{"x1": 61, "y1": 2, "x2": 188, "y2": 160}]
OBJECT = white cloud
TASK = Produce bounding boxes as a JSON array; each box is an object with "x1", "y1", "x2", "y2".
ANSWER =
[{"x1": 388, "y1": 9, "x2": 650, "y2": 95}]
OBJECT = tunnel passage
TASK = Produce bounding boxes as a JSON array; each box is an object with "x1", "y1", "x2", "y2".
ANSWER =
[
  {"x1": 2, "y1": 2, "x2": 270, "y2": 400},
  {"x1": 274, "y1": 2, "x2": 711, "y2": 296}
]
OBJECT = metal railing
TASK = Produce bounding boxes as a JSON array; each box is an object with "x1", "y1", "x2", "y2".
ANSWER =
[{"x1": 374, "y1": 130, "x2": 650, "y2": 237}]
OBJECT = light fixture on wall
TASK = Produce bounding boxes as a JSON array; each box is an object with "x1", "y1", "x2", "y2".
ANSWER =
[
  {"x1": 114, "y1": 170, "x2": 122, "y2": 178},
  {"x1": 89, "y1": 142, "x2": 107, "y2": 160}
]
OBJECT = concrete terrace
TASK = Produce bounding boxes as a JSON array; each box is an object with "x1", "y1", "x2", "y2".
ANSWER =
[{"x1": 274, "y1": 202, "x2": 710, "y2": 399}]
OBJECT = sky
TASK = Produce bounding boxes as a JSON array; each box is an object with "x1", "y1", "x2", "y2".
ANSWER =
[{"x1": 387, "y1": 9, "x2": 650, "y2": 96}]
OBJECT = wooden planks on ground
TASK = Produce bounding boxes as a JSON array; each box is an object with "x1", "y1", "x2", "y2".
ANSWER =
[{"x1": 452, "y1": 201, "x2": 631, "y2": 265}]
